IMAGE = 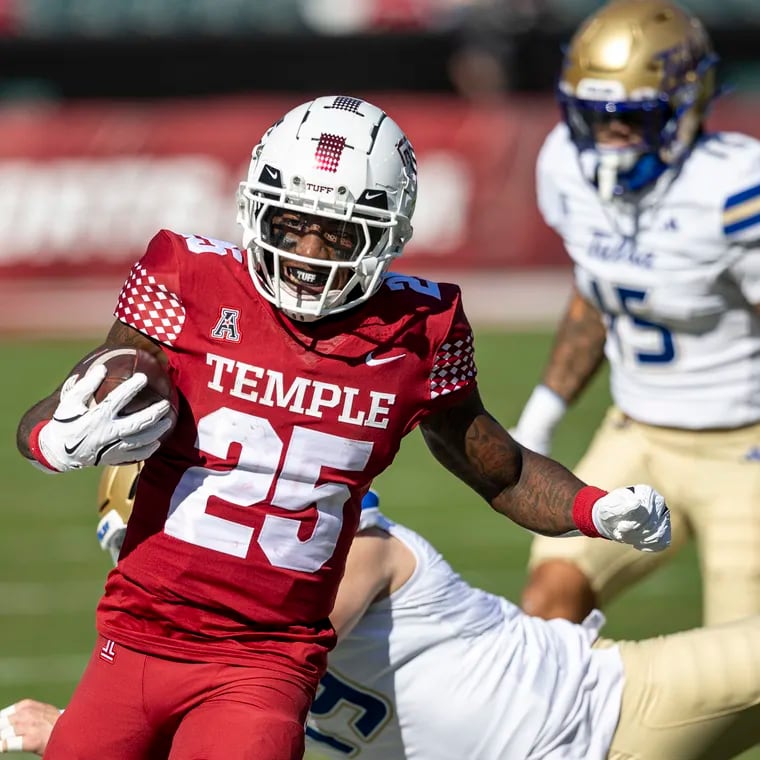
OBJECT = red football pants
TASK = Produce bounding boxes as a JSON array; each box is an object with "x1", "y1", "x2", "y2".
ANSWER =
[{"x1": 44, "y1": 636, "x2": 320, "y2": 760}]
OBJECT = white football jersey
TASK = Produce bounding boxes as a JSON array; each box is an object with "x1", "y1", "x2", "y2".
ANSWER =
[
  {"x1": 537, "y1": 124, "x2": 760, "y2": 428},
  {"x1": 305, "y1": 509, "x2": 624, "y2": 760}
]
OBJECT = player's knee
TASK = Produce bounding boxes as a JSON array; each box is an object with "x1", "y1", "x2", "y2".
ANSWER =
[{"x1": 521, "y1": 560, "x2": 596, "y2": 623}]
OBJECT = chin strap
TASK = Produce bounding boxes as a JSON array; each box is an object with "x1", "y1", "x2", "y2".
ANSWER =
[
  {"x1": 616, "y1": 152, "x2": 670, "y2": 194},
  {"x1": 596, "y1": 153, "x2": 620, "y2": 202},
  {"x1": 596, "y1": 151, "x2": 670, "y2": 201}
]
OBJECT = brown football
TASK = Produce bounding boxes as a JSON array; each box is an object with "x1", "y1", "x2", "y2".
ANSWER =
[{"x1": 83, "y1": 347, "x2": 179, "y2": 436}]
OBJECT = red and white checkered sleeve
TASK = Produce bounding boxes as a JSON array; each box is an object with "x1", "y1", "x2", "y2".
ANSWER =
[
  {"x1": 429, "y1": 315, "x2": 477, "y2": 402},
  {"x1": 114, "y1": 232, "x2": 186, "y2": 346}
]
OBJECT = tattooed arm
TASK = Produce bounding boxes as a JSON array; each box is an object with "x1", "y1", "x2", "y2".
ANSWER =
[
  {"x1": 420, "y1": 387, "x2": 585, "y2": 535},
  {"x1": 17, "y1": 321, "x2": 165, "y2": 460},
  {"x1": 510, "y1": 287, "x2": 606, "y2": 456},
  {"x1": 420, "y1": 388, "x2": 671, "y2": 550},
  {"x1": 542, "y1": 285, "x2": 606, "y2": 403}
]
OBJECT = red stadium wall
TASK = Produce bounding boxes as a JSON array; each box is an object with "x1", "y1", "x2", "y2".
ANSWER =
[
  {"x1": 5, "y1": 92, "x2": 760, "y2": 277},
  {"x1": 2, "y1": 93, "x2": 759, "y2": 333},
  {"x1": 0, "y1": 94, "x2": 565, "y2": 278}
]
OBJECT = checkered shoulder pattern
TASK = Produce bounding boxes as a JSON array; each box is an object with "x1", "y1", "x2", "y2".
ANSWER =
[
  {"x1": 114, "y1": 263, "x2": 186, "y2": 347},
  {"x1": 430, "y1": 332, "x2": 475, "y2": 400}
]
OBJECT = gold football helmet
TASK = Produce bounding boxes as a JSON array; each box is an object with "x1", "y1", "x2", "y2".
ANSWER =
[
  {"x1": 96, "y1": 462, "x2": 142, "y2": 563},
  {"x1": 558, "y1": 0, "x2": 718, "y2": 197}
]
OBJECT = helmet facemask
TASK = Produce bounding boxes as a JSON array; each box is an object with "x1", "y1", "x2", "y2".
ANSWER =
[
  {"x1": 262, "y1": 208, "x2": 363, "y2": 302},
  {"x1": 238, "y1": 183, "x2": 409, "y2": 321}
]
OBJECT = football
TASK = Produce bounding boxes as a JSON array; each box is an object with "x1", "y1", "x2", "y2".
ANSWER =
[{"x1": 82, "y1": 347, "x2": 179, "y2": 436}]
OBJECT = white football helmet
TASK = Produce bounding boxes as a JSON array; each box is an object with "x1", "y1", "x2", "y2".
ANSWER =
[{"x1": 237, "y1": 95, "x2": 417, "y2": 322}]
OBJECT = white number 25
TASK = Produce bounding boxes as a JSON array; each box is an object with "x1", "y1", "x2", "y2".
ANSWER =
[{"x1": 164, "y1": 408, "x2": 373, "y2": 572}]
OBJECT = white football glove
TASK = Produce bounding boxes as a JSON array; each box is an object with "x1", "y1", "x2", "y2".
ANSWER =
[
  {"x1": 510, "y1": 385, "x2": 567, "y2": 456},
  {"x1": 36, "y1": 363, "x2": 174, "y2": 472},
  {"x1": 592, "y1": 485, "x2": 671, "y2": 552}
]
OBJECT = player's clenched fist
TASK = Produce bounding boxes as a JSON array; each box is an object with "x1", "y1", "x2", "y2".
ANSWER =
[{"x1": 591, "y1": 485, "x2": 670, "y2": 552}]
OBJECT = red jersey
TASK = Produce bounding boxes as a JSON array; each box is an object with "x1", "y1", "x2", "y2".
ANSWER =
[{"x1": 97, "y1": 230, "x2": 477, "y2": 668}]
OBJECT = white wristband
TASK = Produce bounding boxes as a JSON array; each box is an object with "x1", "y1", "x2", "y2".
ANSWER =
[{"x1": 518, "y1": 384, "x2": 567, "y2": 434}]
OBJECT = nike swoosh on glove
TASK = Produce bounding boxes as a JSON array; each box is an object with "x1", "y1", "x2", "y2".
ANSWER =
[
  {"x1": 36, "y1": 363, "x2": 174, "y2": 472},
  {"x1": 592, "y1": 485, "x2": 671, "y2": 552}
]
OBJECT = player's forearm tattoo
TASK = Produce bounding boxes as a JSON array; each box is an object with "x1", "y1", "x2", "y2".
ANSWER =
[
  {"x1": 105, "y1": 321, "x2": 166, "y2": 362},
  {"x1": 492, "y1": 448, "x2": 584, "y2": 535},
  {"x1": 106, "y1": 320, "x2": 143, "y2": 346},
  {"x1": 423, "y1": 411, "x2": 513, "y2": 500},
  {"x1": 543, "y1": 288, "x2": 606, "y2": 403},
  {"x1": 423, "y1": 408, "x2": 584, "y2": 536},
  {"x1": 421, "y1": 400, "x2": 501, "y2": 499},
  {"x1": 462, "y1": 416, "x2": 583, "y2": 535}
]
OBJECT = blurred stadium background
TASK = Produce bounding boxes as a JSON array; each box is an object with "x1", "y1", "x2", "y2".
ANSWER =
[{"x1": 0, "y1": 1, "x2": 759, "y2": 758}]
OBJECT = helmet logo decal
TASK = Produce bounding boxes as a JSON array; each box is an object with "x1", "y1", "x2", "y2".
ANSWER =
[
  {"x1": 315, "y1": 133, "x2": 347, "y2": 173},
  {"x1": 396, "y1": 136, "x2": 417, "y2": 180},
  {"x1": 239, "y1": 96, "x2": 416, "y2": 321},
  {"x1": 655, "y1": 42, "x2": 698, "y2": 91},
  {"x1": 358, "y1": 189, "x2": 388, "y2": 210},
  {"x1": 328, "y1": 96, "x2": 364, "y2": 113},
  {"x1": 258, "y1": 164, "x2": 283, "y2": 188}
]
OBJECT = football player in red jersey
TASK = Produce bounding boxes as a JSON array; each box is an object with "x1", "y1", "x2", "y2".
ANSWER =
[{"x1": 16, "y1": 96, "x2": 670, "y2": 760}]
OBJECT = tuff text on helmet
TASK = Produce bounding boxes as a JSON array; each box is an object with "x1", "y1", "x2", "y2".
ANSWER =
[{"x1": 306, "y1": 183, "x2": 334, "y2": 193}]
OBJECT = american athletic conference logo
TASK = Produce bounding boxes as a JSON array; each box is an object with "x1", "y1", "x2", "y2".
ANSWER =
[{"x1": 211, "y1": 308, "x2": 241, "y2": 342}]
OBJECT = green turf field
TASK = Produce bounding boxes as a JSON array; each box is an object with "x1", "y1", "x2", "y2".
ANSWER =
[{"x1": 1, "y1": 332, "x2": 757, "y2": 759}]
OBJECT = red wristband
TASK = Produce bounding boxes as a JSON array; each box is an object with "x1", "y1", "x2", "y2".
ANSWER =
[
  {"x1": 572, "y1": 486, "x2": 608, "y2": 538},
  {"x1": 28, "y1": 419, "x2": 59, "y2": 472}
]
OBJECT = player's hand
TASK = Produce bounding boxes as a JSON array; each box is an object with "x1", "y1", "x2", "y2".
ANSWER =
[
  {"x1": 0, "y1": 700, "x2": 61, "y2": 755},
  {"x1": 592, "y1": 485, "x2": 671, "y2": 552},
  {"x1": 36, "y1": 363, "x2": 174, "y2": 472},
  {"x1": 97, "y1": 510, "x2": 128, "y2": 564}
]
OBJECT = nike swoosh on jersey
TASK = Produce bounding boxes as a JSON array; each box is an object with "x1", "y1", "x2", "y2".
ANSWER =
[{"x1": 365, "y1": 351, "x2": 406, "y2": 366}]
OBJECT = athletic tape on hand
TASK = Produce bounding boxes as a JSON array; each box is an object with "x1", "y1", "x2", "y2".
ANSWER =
[{"x1": 1, "y1": 735, "x2": 23, "y2": 752}]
